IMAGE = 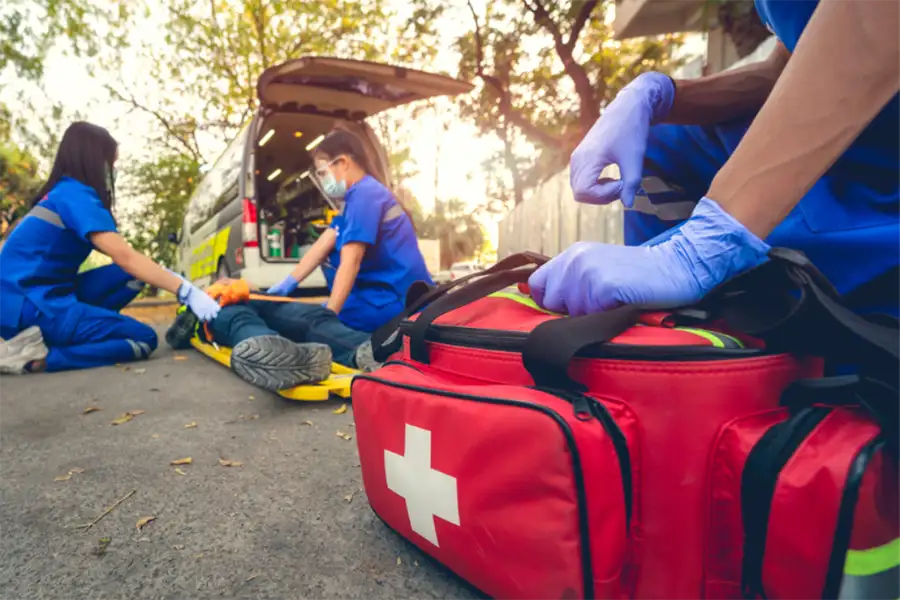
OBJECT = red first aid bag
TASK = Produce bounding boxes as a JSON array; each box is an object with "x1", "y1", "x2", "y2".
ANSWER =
[{"x1": 354, "y1": 250, "x2": 898, "y2": 599}]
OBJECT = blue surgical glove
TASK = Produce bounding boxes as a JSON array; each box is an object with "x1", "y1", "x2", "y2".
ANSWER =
[
  {"x1": 268, "y1": 274, "x2": 299, "y2": 296},
  {"x1": 177, "y1": 282, "x2": 221, "y2": 322},
  {"x1": 528, "y1": 198, "x2": 771, "y2": 315},
  {"x1": 570, "y1": 72, "x2": 675, "y2": 207}
]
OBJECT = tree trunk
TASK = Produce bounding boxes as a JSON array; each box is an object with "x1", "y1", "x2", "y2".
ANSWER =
[{"x1": 498, "y1": 120, "x2": 525, "y2": 205}]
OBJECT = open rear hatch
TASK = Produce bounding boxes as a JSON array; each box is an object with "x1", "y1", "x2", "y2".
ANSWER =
[
  {"x1": 256, "y1": 56, "x2": 474, "y2": 118},
  {"x1": 253, "y1": 57, "x2": 473, "y2": 263}
]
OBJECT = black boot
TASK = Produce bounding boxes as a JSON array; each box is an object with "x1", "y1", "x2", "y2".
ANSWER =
[{"x1": 231, "y1": 335, "x2": 332, "y2": 392}]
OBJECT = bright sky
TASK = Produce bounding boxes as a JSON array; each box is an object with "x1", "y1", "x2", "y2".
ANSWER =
[{"x1": 0, "y1": 1, "x2": 704, "y2": 247}]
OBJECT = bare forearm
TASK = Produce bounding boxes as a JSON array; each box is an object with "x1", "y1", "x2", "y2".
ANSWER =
[
  {"x1": 665, "y1": 41, "x2": 790, "y2": 125},
  {"x1": 709, "y1": 1, "x2": 899, "y2": 238},
  {"x1": 326, "y1": 262, "x2": 359, "y2": 314},
  {"x1": 290, "y1": 230, "x2": 335, "y2": 283},
  {"x1": 91, "y1": 232, "x2": 183, "y2": 294}
]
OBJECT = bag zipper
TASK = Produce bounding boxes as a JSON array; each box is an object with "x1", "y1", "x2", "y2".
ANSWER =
[
  {"x1": 399, "y1": 321, "x2": 760, "y2": 361},
  {"x1": 740, "y1": 406, "x2": 832, "y2": 598},
  {"x1": 821, "y1": 436, "x2": 885, "y2": 599},
  {"x1": 357, "y1": 365, "x2": 641, "y2": 600}
]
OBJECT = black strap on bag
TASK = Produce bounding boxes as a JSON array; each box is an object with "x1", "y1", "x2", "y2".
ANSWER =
[
  {"x1": 702, "y1": 248, "x2": 899, "y2": 378},
  {"x1": 370, "y1": 252, "x2": 550, "y2": 361},
  {"x1": 521, "y1": 306, "x2": 642, "y2": 391},
  {"x1": 407, "y1": 266, "x2": 539, "y2": 363}
]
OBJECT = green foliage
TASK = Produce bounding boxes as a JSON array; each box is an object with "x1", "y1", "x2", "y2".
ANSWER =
[
  {"x1": 0, "y1": 124, "x2": 43, "y2": 235},
  {"x1": 119, "y1": 152, "x2": 200, "y2": 268},
  {"x1": 0, "y1": 0, "x2": 132, "y2": 81}
]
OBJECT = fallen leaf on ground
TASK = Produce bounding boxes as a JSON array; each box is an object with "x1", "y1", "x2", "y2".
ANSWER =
[
  {"x1": 183, "y1": 422, "x2": 197, "y2": 429},
  {"x1": 302, "y1": 420, "x2": 314, "y2": 426},
  {"x1": 335, "y1": 431, "x2": 353, "y2": 441},
  {"x1": 170, "y1": 457, "x2": 193, "y2": 465},
  {"x1": 219, "y1": 459, "x2": 243, "y2": 467},
  {"x1": 54, "y1": 474, "x2": 72, "y2": 482},
  {"x1": 151, "y1": 434, "x2": 160, "y2": 439},
  {"x1": 68, "y1": 467, "x2": 85, "y2": 474},
  {"x1": 246, "y1": 414, "x2": 259, "y2": 420},
  {"x1": 94, "y1": 537, "x2": 112, "y2": 557},
  {"x1": 110, "y1": 413, "x2": 133, "y2": 426},
  {"x1": 82, "y1": 406, "x2": 102, "y2": 415},
  {"x1": 248, "y1": 395, "x2": 255, "y2": 401},
  {"x1": 344, "y1": 492, "x2": 355, "y2": 503},
  {"x1": 246, "y1": 575, "x2": 258, "y2": 583},
  {"x1": 174, "y1": 468, "x2": 187, "y2": 476},
  {"x1": 333, "y1": 403, "x2": 348, "y2": 415},
  {"x1": 397, "y1": 557, "x2": 402, "y2": 566},
  {"x1": 135, "y1": 516, "x2": 155, "y2": 530},
  {"x1": 172, "y1": 544, "x2": 184, "y2": 550},
  {"x1": 414, "y1": 560, "x2": 419, "y2": 567},
  {"x1": 195, "y1": 553, "x2": 204, "y2": 559},
  {"x1": 130, "y1": 410, "x2": 146, "y2": 416},
  {"x1": 134, "y1": 368, "x2": 147, "y2": 374},
  {"x1": 173, "y1": 355, "x2": 187, "y2": 361}
]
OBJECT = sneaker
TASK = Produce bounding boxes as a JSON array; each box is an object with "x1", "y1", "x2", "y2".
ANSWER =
[
  {"x1": 0, "y1": 326, "x2": 49, "y2": 374},
  {"x1": 231, "y1": 335, "x2": 332, "y2": 392},
  {"x1": 165, "y1": 306, "x2": 199, "y2": 350},
  {"x1": 354, "y1": 339, "x2": 383, "y2": 373}
]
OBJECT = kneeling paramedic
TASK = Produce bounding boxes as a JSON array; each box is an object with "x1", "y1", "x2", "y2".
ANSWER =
[
  {"x1": 167, "y1": 128, "x2": 431, "y2": 391},
  {"x1": 0, "y1": 122, "x2": 220, "y2": 374},
  {"x1": 530, "y1": 0, "x2": 899, "y2": 319}
]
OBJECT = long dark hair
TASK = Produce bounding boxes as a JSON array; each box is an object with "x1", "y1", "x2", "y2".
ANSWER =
[
  {"x1": 313, "y1": 128, "x2": 417, "y2": 231},
  {"x1": 312, "y1": 128, "x2": 383, "y2": 185},
  {"x1": 32, "y1": 121, "x2": 118, "y2": 211}
]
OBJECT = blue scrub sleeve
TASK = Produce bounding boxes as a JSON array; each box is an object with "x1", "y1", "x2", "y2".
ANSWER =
[
  {"x1": 340, "y1": 197, "x2": 383, "y2": 246},
  {"x1": 56, "y1": 189, "x2": 117, "y2": 242}
]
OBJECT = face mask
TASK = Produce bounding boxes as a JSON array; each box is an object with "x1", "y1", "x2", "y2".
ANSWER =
[{"x1": 321, "y1": 168, "x2": 347, "y2": 200}]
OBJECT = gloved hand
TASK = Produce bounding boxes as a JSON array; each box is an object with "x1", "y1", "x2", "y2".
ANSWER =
[
  {"x1": 570, "y1": 72, "x2": 675, "y2": 207},
  {"x1": 177, "y1": 282, "x2": 221, "y2": 322},
  {"x1": 528, "y1": 198, "x2": 770, "y2": 315},
  {"x1": 268, "y1": 274, "x2": 299, "y2": 296}
]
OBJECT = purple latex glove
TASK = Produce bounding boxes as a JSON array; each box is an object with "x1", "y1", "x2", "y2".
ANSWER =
[
  {"x1": 570, "y1": 72, "x2": 675, "y2": 207},
  {"x1": 528, "y1": 198, "x2": 770, "y2": 316},
  {"x1": 268, "y1": 274, "x2": 299, "y2": 296}
]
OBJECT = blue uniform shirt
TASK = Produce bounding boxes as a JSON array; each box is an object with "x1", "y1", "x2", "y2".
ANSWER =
[
  {"x1": 0, "y1": 177, "x2": 117, "y2": 333},
  {"x1": 752, "y1": 0, "x2": 898, "y2": 300},
  {"x1": 321, "y1": 175, "x2": 432, "y2": 332}
]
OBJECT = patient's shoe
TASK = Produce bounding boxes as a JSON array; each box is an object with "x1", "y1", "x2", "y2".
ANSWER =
[
  {"x1": 0, "y1": 326, "x2": 49, "y2": 374},
  {"x1": 354, "y1": 340, "x2": 383, "y2": 373},
  {"x1": 165, "y1": 306, "x2": 199, "y2": 350},
  {"x1": 231, "y1": 335, "x2": 332, "y2": 392}
]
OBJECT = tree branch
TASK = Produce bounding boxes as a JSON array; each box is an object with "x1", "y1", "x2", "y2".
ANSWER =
[
  {"x1": 522, "y1": 0, "x2": 564, "y2": 49},
  {"x1": 106, "y1": 85, "x2": 203, "y2": 163},
  {"x1": 566, "y1": 0, "x2": 599, "y2": 52},
  {"x1": 467, "y1": 0, "x2": 562, "y2": 149}
]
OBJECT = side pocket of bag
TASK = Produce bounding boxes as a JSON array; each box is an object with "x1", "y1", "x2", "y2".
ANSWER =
[{"x1": 704, "y1": 409, "x2": 790, "y2": 599}]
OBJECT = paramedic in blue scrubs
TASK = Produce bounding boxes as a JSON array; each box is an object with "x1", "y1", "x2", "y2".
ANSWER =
[
  {"x1": 530, "y1": 0, "x2": 899, "y2": 318},
  {"x1": 0, "y1": 122, "x2": 221, "y2": 374},
  {"x1": 214, "y1": 128, "x2": 431, "y2": 374}
]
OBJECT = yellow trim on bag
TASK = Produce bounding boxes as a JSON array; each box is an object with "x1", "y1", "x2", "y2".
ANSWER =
[
  {"x1": 488, "y1": 290, "x2": 561, "y2": 316},
  {"x1": 845, "y1": 538, "x2": 900, "y2": 577}
]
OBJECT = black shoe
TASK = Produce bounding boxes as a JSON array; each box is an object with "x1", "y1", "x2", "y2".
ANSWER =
[
  {"x1": 231, "y1": 335, "x2": 332, "y2": 392},
  {"x1": 165, "y1": 307, "x2": 199, "y2": 350}
]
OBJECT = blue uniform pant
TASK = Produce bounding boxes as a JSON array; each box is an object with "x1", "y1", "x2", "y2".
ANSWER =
[
  {"x1": 19, "y1": 264, "x2": 156, "y2": 372},
  {"x1": 625, "y1": 117, "x2": 899, "y2": 313},
  {"x1": 208, "y1": 300, "x2": 370, "y2": 367}
]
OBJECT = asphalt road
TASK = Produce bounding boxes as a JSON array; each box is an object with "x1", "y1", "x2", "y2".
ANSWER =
[{"x1": 0, "y1": 326, "x2": 476, "y2": 600}]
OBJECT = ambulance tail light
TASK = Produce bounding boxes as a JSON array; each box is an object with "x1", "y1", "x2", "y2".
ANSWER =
[{"x1": 242, "y1": 198, "x2": 258, "y2": 247}]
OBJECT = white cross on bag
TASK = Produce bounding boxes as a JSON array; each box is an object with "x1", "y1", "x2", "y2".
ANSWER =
[{"x1": 384, "y1": 424, "x2": 460, "y2": 547}]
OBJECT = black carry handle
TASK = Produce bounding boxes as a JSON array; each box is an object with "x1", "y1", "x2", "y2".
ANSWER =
[
  {"x1": 371, "y1": 252, "x2": 550, "y2": 361},
  {"x1": 408, "y1": 266, "x2": 538, "y2": 363},
  {"x1": 780, "y1": 374, "x2": 899, "y2": 458},
  {"x1": 522, "y1": 306, "x2": 642, "y2": 391},
  {"x1": 705, "y1": 248, "x2": 899, "y2": 377}
]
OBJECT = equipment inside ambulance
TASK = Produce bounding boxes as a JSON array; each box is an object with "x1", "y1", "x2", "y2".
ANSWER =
[{"x1": 170, "y1": 57, "x2": 472, "y2": 291}]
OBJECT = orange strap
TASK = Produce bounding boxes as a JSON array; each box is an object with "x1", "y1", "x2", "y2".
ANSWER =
[{"x1": 202, "y1": 280, "x2": 312, "y2": 339}]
